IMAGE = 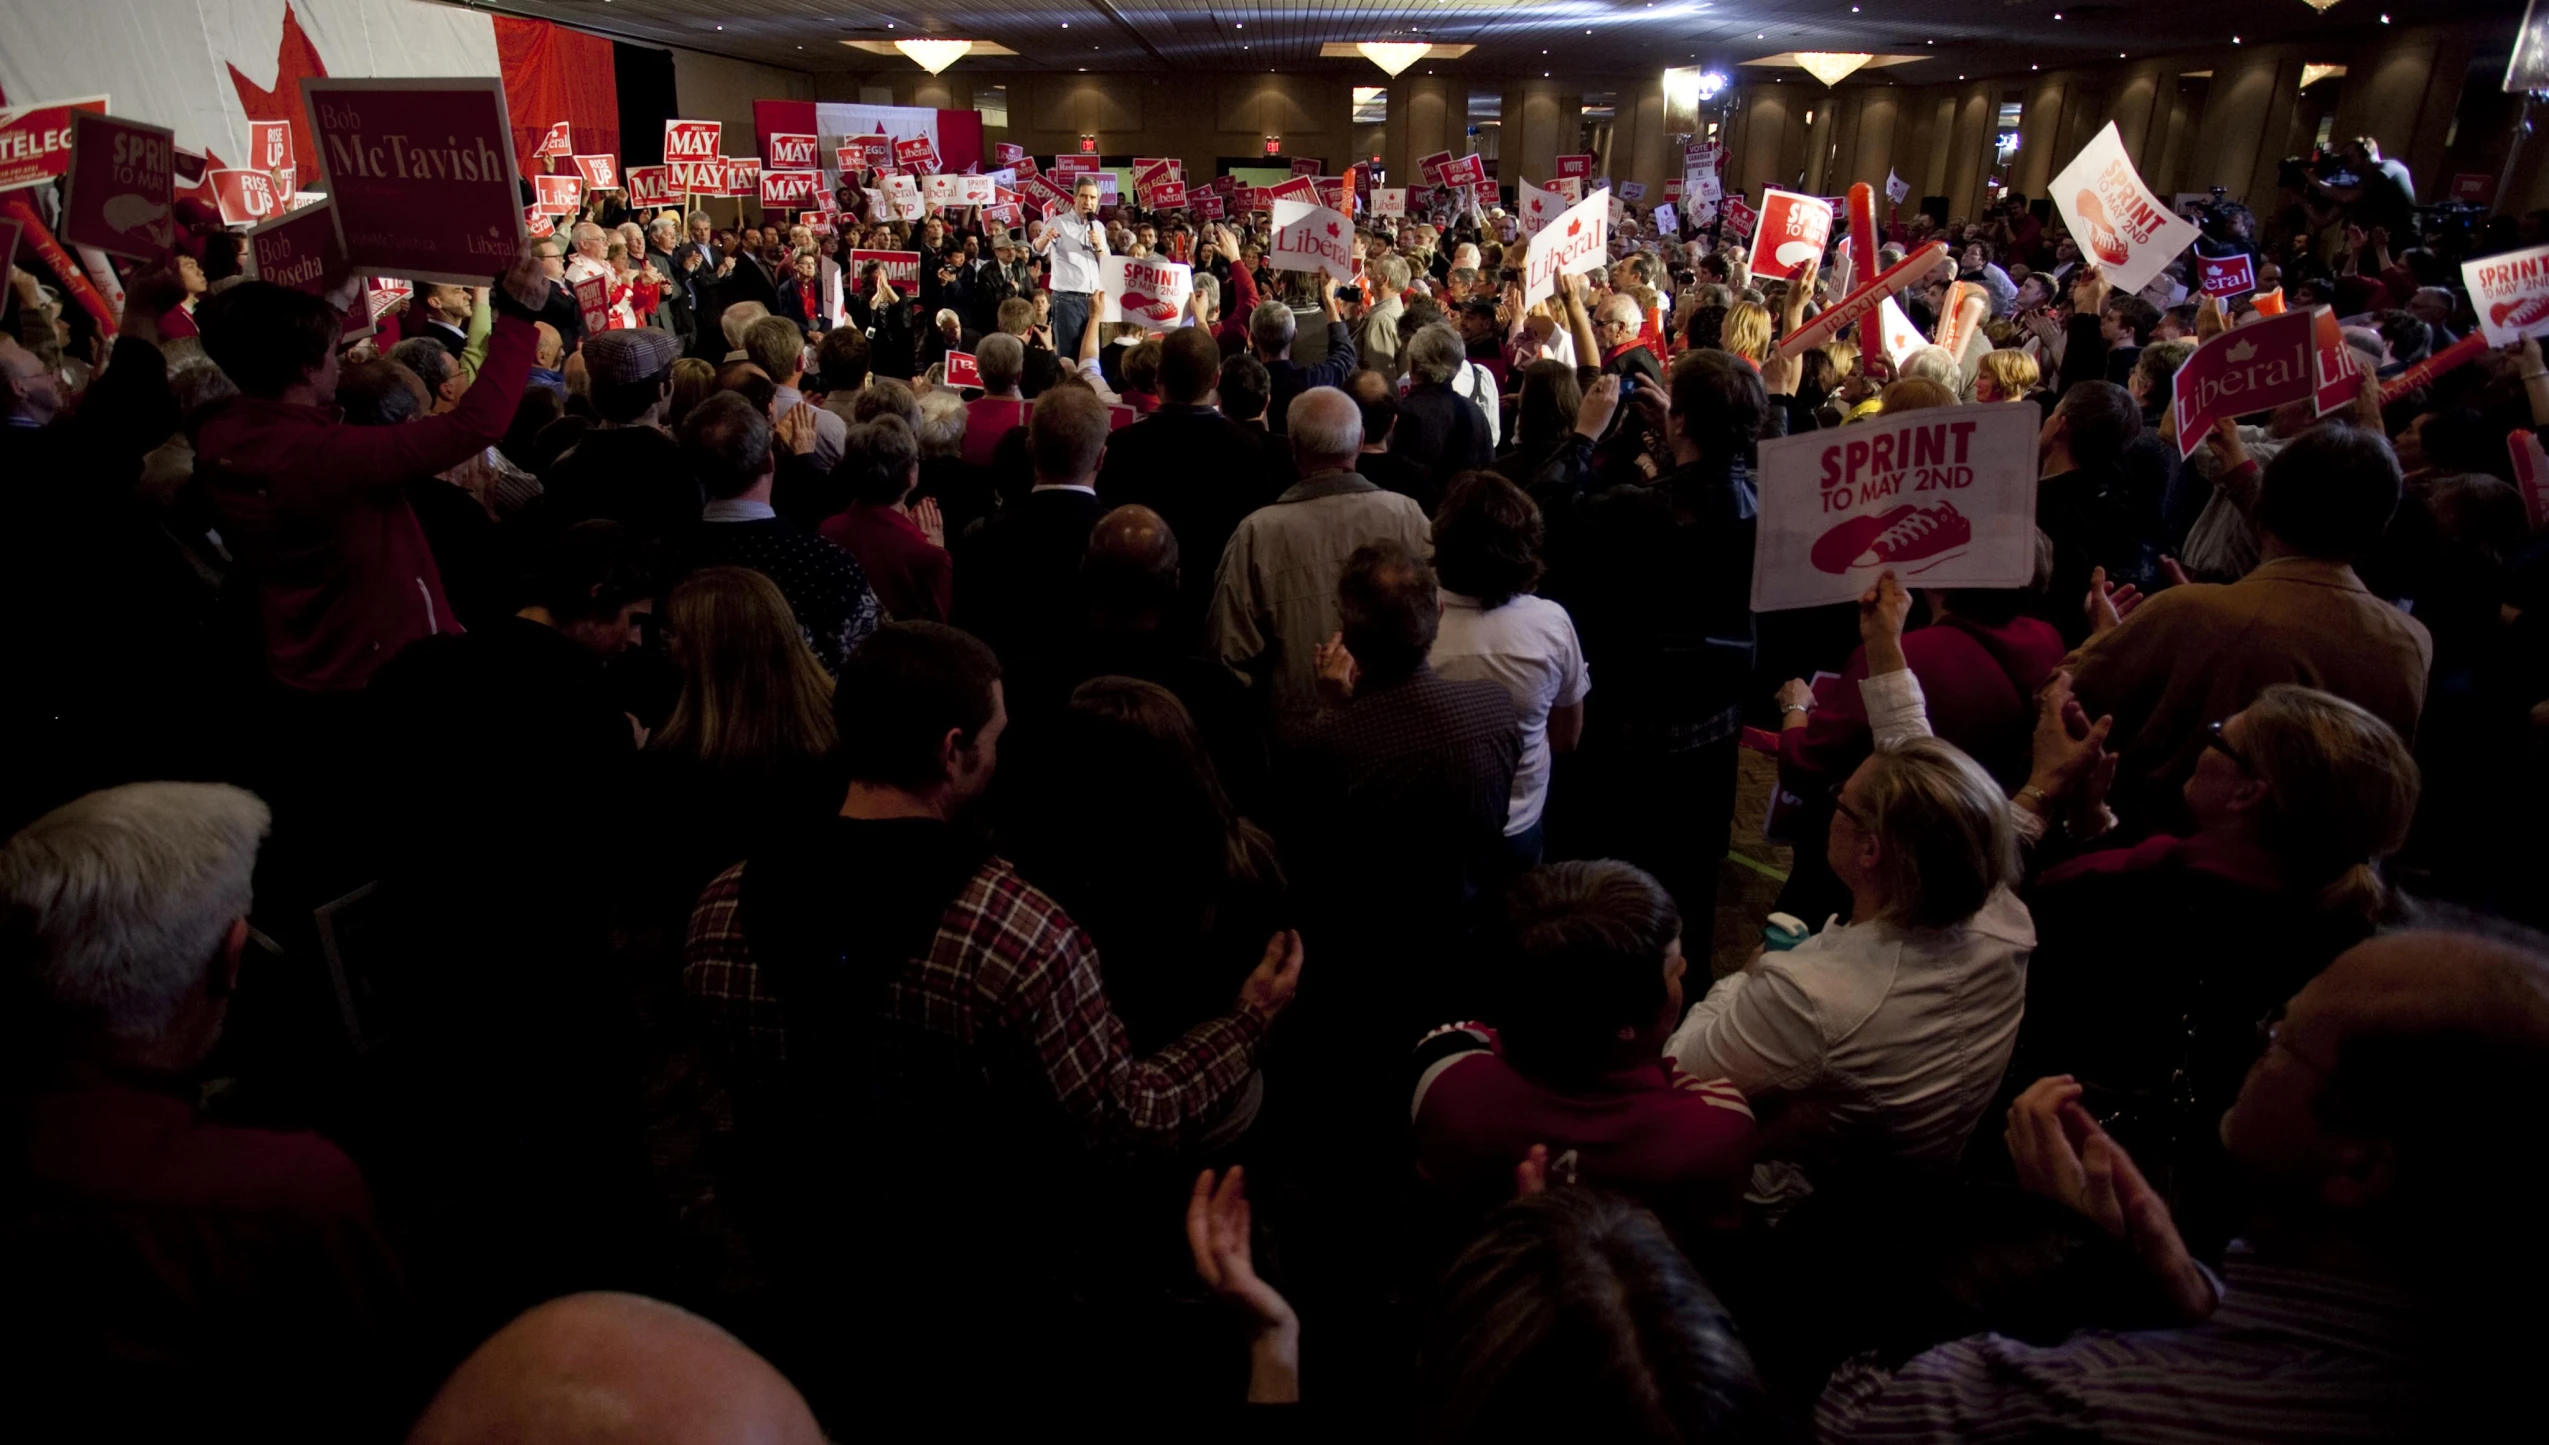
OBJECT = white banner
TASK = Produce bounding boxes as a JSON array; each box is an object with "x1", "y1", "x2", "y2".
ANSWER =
[
  {"x1": 2049, "y1": 121, "x2": 2200, "y2": 297},
  {"x1": 1750, "y1": 401, "x2": 2041, "y2": 612},
  {"x1": 1518, "y1": 179, "x2": 1564, "y2": 236},
  {"x1": 1523, "y1": 187, "x2": 1611, "y2": 307},
  {"x1": 2464, "y1": 243, "x2": 2549, "y2": 346},
  {"x1": 1100, "y1": 253, "x2": 1193, "y2": 325},
  {"x1": 1267, "y1": 197, "x2": 1355, "y2": 282}
]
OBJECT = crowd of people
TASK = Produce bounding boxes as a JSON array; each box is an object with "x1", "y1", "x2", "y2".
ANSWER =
[{"x1": 3, "y1": 115, "x2": 2547, "y2": 1441}]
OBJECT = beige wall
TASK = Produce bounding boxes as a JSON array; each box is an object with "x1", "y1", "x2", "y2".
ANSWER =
[
  {"x1": 670, "y1": 48, "x2": 812, "y2": 140},
  {"x1": 816, "y1": 69, "x2": 1361, "y2": 177}
]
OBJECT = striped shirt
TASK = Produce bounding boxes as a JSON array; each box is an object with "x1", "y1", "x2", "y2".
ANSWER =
[{"x1": 1816, "y1": 1255, "x2": 2438, "y2": 1444}]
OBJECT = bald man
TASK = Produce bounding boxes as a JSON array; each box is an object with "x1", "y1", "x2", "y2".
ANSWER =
[
  {"x1": 0, "y1": 332, "x2": 60, "y2": 428},
  {"x1": 1822, "y1": 928, "x2": 2549, "y2": 1443},
  {"x1": 407, "y1": 1293, "x2": 824, "y2": 1445}
]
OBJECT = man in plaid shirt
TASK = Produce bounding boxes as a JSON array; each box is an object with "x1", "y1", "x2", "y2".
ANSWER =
[{"x1": 684, "y1": 620, "x2": 1303, "y2": 1153}]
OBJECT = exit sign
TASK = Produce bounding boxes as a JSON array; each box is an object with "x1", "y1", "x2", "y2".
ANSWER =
[
  {"x1": 1079, "y1": 134, "x2": 1098, "y2": 154},
  {"x1": 1265, "y1": 136, "x2": 1281, "y2": 155}
]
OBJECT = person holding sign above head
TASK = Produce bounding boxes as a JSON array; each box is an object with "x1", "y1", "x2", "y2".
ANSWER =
[{"x1": 1034, "y1": 176, "x2": 1108, "y2": 359}]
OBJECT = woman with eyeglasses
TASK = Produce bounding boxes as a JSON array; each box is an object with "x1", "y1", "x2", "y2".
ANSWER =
[
  {"x1": 1665, "y1": 572, "x2": 2033, "y2": 1214},
  {"x1": 2007, "y1": 671, "x2": 2419, "y2": 1260}
]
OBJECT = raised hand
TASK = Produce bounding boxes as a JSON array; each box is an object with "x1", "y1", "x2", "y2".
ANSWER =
[
  {"x1": 911, "y1": 496, "x2": 945, "y2": 550},
  {"x1": 2005, "y1": 1076, "x2": 2214, "y2": 1322},
  {"x1": 2026, "y1": 669, "x2": 2115, "y2": 809},
  {"x1": 1235, "y1": 929, "x2": 1305, "y2": 1020},
  {"x1": 1187, "y1": 1167, "x2": 1302, "y2": 1403}
]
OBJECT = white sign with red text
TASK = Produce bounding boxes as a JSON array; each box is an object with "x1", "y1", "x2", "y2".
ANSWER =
[
  {"x1": 2049, "y1": 121, "x2": 2200, "y2": 297},
  {"x1": 1522, "y1": 187, "x2": 1611, "y2": 307},
  {"x1": 1268, "y1": 198, "x2": 1356, "y2": 283},
  {"x1": 1755, "y1": 188, "x2": 1833, "y2": 281},
  {"x1": 1752, "y1": 402, "x2": 2042, "y2": 612},
  {"x1": 1519, "y1": 179, "x2": 1564, "y2": 237},
  {"x1": 1101, "y1": 254, "x2": 1193, "y2": 325},
  {"x1": 1371, "y1": 187, "x2": 1407, "y2": 218},
  {"x1": 533, "y1": 122, "x2": 571, "y2": 160},
  {"x1": 2463, "y1": 243, "x2": 2549, "y2": 346}
]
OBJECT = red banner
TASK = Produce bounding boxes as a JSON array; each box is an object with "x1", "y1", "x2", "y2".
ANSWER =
[
  {"x1": 725, "y1": 157, "x2": 762, "y2": 199},
  {"x1": 61, "y1": 111, "x2": 175, "y2": 261},
  {"x1": 0, "y1": 94, "x2": 108, "y2": 194},
  {"x1": 303, "y1": 77, "x2": 524, "y2": 286},
  {"x1": 1439, "y1": 153, "x2": 1486, "y2": 187},
  {"x1": 209, "y1": 167, "x2": 281, "y2": 226},
  {"x1": 945, "y1": 350, "x2": 981, "y2": 387},
  {"x1": 761, "y1": 169, "x2": 822, "y2": 207},
  {"x1": 668, "y1": 158, "x2": 726, "y2": 195},
  {"x1": 1147, "y1": 180, "x2": 1188, "y2": 209},
  {"x1": 895, "y1": 136, "x2": 940, "y2": 172},
  {"x1": 1554, "y1": 154, "x2": 1594, "y2": 180},
  {"x1": 666, "y1": 120, "x2": 720, "y2": 160}
]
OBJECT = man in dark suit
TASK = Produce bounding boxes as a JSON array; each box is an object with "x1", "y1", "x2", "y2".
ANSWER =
[
  {"x1": 1248, "y1": 275, "x2": 1355, "y2": 435},
  {"x1": 700, "y1": 239, "x2": 785, "y2": 361},
  {"x1": 413, "y1": 284, "x2": 474, "y2": 361},
  {"x1": 953, "y1": 384, "x2": 1110, "y2": 668},
  {"x1": 1096, "y1": 327, "x2": 1284, "y2": 651},
  {"x1": 920, "y1": 306, "x2": 983, "y2": 377}
]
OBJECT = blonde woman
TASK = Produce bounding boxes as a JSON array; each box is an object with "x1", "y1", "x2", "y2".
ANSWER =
[
  {"x1": 1973, "y1": 348, "x2": 2041, "y2": 404},
  {"x1": 1720, "y1": 300, "x2": 1774, "y2": 367}
]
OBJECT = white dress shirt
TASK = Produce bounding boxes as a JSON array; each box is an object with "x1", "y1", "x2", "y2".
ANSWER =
[{"x1": 1043, "y1": 211, "x2": 1105, "y2": 294}]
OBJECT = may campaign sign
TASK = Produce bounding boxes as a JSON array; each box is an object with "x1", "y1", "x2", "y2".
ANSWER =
[
  {"x1": 1101, "y1": 254, "x2": 1193, "y2": 325},
  {"x1": 1755, "y1": 188, "x2": 1832, "y2": 281},
  {"x1": 1751, "y1": 402, "x2": 2041, "y2": 612},
  {"x1": 301, "y1": 77, "x2": 524, "y2": 287},
  {"x1": 2196, "y1": 252, "x2": 2256, "y2": 299},
  {"x1": 242, "y1": 197, "x2": 349, "y2": 296},
  {"x1": 1523, "y1": 187, "x2": 1611, "y2": 307},
  {"x1": 767, "y1": 133, "x2": 818, "y2": 169},
  {"x1": 0, "y1": 94, "x2": 108, "y2": 193},
  {"x1": 665, "y1": 120, "x2": 721, "y2": 163},
  {"x1": 2050, "y1": 122, "x2": 2199, "y2": 297},
  {"x1": 1268, "y1": 198, "x2": 1356, "y2": 282},
  {"x1": 2463, "y1": 243, "x2": 2549, "y2": 346},
  {"x1": 61, "y1": 110, "x2": 174, "y2": 261},
  {"x1": 2167, "y1": 308, "x2": 2318, "y2": 459}
]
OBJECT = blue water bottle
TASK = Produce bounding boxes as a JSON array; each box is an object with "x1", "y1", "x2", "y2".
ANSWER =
[{"x1": 1760, "y1": 912, "x2": 1811, "y2": 952}]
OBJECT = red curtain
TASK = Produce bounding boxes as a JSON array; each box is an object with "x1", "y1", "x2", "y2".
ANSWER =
[{"x1": 494, "y1": 16, "x2": 620, "y2": 186}]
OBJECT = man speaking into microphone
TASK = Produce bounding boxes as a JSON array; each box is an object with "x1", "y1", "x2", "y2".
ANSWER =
[{"x1": 1034, "y1": 175, "x2": 1108, "y2": 357}]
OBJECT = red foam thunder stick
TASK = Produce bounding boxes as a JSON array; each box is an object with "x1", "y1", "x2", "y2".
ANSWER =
[
  {"x1": 1847, "y1": 182, "x2": 1878, "y2": 291},
  {"x1": 2379, "y1": 332, "x2": 2489, "y2": 405},
  {"x1": 1778, "y1": 241, "x2": 1950, "y2": 359}
]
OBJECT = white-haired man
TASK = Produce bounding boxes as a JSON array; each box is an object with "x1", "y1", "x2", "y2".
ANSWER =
[
  {"x1": 565, "y1": 222, "x2": 636, "y2": 331},
  {"x1": 0, "y1": 782, "x2": 404, "y2": 1438},
  {"x1": 1210, "y1": 385, "x2": 1432, "y2": 740}
]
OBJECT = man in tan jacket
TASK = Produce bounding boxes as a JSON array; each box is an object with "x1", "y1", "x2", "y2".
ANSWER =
[
  {"x1": 1211, "y1": 386, "x2": 1432, "y2": 743},
  {"x1": 2069, "y1": 422, "x2": 2431, "y2": 831}
]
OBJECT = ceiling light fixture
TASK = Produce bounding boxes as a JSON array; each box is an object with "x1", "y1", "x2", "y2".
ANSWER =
[
  {"x1": 2297, "y1": 0, "x2": 2342, "y2": 11},
  {"x1": 894, "y1": 38, "x2": 973, "y2": 74},
  {"x1": 2300, "y1": 62, "x2": 2349, "y2": 87},
  {"x1": 1358, "y1": 41, "x2": 1433, "y2": 76},
  {"x1": 1794, "y1": 51, "x2": 1874, "y2": 86}
]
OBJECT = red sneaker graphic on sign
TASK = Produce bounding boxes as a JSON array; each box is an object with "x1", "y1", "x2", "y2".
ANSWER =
[
  {"x1": 1119, "y1": 287, "x2": 1180, "y2": 323},
  {"x1": 2073, "y1": 189, "x2": 2130, "y2": 266},
  {"x1": 1809, "y1": 502, "x2": 1973, "y2": 575},
  {"x1": 2491, "y1": 294, "x2": 2549, "y2": 332}
]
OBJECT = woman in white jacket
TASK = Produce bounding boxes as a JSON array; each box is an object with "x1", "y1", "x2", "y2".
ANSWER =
[{"x1": 1666, "y1": 572, "x2": 2033, "y2": 1210}]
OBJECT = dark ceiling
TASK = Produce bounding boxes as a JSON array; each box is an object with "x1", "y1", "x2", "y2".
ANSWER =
[{"x1": 469, "y1": 0, "x2": 2519, "y2": 83}]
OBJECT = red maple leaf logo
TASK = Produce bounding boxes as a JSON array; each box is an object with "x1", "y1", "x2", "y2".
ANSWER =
[
  {"x1": 1567, "y1": 217, "x2": 1583, "y2": 237},
  {"x1": 204, "y1": 1, "x2": 329, "y2": 208},
  {"x1": 1325, "y1": 221, "x2": 1340, "y2": 238},
  {"x1": 1530, "y1": 198, "x2": 1544, "y2": 214}
]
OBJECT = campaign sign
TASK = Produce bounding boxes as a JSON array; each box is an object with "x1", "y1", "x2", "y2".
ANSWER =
[
  {"x1": 2513, "y1": 431, "x2": 2549, "y2": 532},
  {"x1": 2451, "y1": 173, "x2": 2497, "y2": 206},
  {"x1": 851, "y1": 249, "x2": 922, "y2": 288},
  {"x1": 1685, "y1": 142, "x2": 1721, "y2": 172},
  {"x1": 1290, "y1": 156, "x2": 1324, "y2": 177},
  {"x1": 1664, "y1": 180, "x2": 1685, "y2": 202},
  {"x1": 1654, "y1": 202, "x2": 1679, "y2": 236},
  {"x1": 1148, "y1": 180, "x2": 1188, "y2": 210},
  {"x1": 2312, "y1": 307, "x2": 2361, "y2": 418},
  {"x1": 1721, "y1": 194, "x2": 1758, "y2": 238},
  {"x1": 665, "y1": 120, "x2": 721, "y2": 162},
  {"x1": 1519, "y1": 179, "x2": 1564, "y2": 237},
  {"x1": 1874, "y1": 296, "x2": 1926, "y2": 368},
  {"x1": 0, "y1": 94, "x2": 109, "y2": 193},
  {"x1": 725, "y1": 157, "x2": 763, "y2": 199},
  {"x1": 301, "y1": 77, "x2": 525, "y2": 287},
  {"x1": 668, "y1": 158, "x2": 727, "y2": 195},
  {"x1": 845, "y1": 135, "x2": 890, "y2": 172},
  {"x1": 248, "y1": 118, "x2": 292, "y2": 175},
  {"x1": 1312, "y1": 176, "x2": 1348, "y2": 211},
  {"x1": 1472, "y1": 179, "x2": 1500, "y2": 206},
  {"x1": 61, "y1": 111, "x2": 175, "y2": 261},
  {"x1": 572, "y1": 154, "x2": 617, "y2": 190},
  {"x1": 1522, "y1": 187, "x2": 1610, "y2": 307},
  {"x1": 1051, "y1": 155, "x2": 1096, "y2": 177},
  {"x1": 1372, "y1": 187, "x2": 1408, "y2": 218},
  {"x1": 895, "y1": 136, "x2": 940, "y2": 172},
  {"x1": 1554, "y1": 154, "x2": 1594, "y2": 181},
  {"x1": 365, "y1": 276, "x2": 412, "y2": 323},
  {"x1": 944, "y1": 350, "x2": 981, "y2": 388},
  {"x1": 1193, "y1": 193, "x2": 1225, "y2": 220},
  {"x1": 2196, "y1": 252, "x2": 2255, "y2": 299},
  {"x1": 2463, "y1": 243, "x2": 2549, "y2": 346},
  {"x1": 1440, "y1": 153, "x2": 1487, "y2": 187},
  {"x1": 572, "y1": 273, "x2": 610, "y2": 335},
  {"x1": 762, "y1": 169, "x2": 822, "y2": 207},
  {"x1": 1268, "y1": 175, "x2": 1319, "y2": 205},
  {"x1": 626, "y1": 165, "x2": 672, "y2": 207},
  {"x1": 1619, "y1": 180, "x2": 1648, "y2": 202},
  {"x1": 209, "y1": 168, "x2": 280, "y2": 226},
  {"x1": 2050, "y1": 121, "x2": 2200, "y2": 297},
  {"x1": 767, "y1": 132, "x2": 818, "y2": 169},
  {"x1": 523, "y1": 204, "x2": 553, "y2": 240},
  {"x1": 534, "y1": 173, "x2": 582, "y2": 216},
  {"x1": 994, "y1": 142, "x2": 1026, "y2": 167},
  {"x1": 1011, "y1": 154, "x2": 1040, "y2": 182},
  {"x1": 242, "y1": 197, "x2": 349, "y2": 296},
  {"x1": 835, "y1": 145, "x2": 866, "y2": 177},
  {"x1": 1101, "y1": 254, "x2": 1193, "y2": 325},
  {"x1": 1418, "y1": 150, "x2": 1454, "y2": 185},
  {"x1": 1267, "y1": 199, "x2": 1355, "y2": 283},
  {"x1": 1751, "y1": 401, "x2": 2041, "y2": 613},
  {"x1": 534, "y1": 121, "x2": 571, "y2": 159},
  {"x1": 2168, "y1": 308, "x2": 2318, "y2": 459},
  {"x1": 1886, "y1": 169, "x2": 1911, "y2": 205},
  {"x1": 1755, "y1": 188, "x2": 1832, "y2": 281},
  {"x1": 952, "y1": 175, "x2": 997, "y2": 206},
  {"x1": 1550, "y1": 176, "x2": 1584, "y2": 203}
]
